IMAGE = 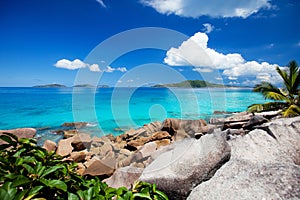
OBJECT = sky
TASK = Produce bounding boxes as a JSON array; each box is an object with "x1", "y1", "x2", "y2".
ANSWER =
[{"x1": 0, "y1": 0, "x2": 300, "y2": 87}]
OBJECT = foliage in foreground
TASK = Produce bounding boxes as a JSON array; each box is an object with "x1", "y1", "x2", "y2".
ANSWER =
[
  {"x1": 248, "y1": 60, "x2": 300, "y2": 117},
  {"x1": 0, "y1": 132, "x2": 168, "y2": 200}
]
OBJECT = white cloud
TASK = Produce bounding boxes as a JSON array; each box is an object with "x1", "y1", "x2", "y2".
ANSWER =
[
  {"x1": 164, "y1": 32, "x2": 282, "y2": 84},
  {"x1": 192, "y1": 67, "x2": 213, "y2": 73},
  {"x1": 140, "y1": 0, "x2": 272, "y2": 18},
  {"x1": 54, "y1": 59, "x2": 127, "y2": 73},
  {"x1": 164, "y1": 32, "x2": 244, "y2": 69},
  {"x1": 127, "y1": 79, "x2": 134, "y2": 82},
  {"x1": 54, "y1": 59, "x2": 88, "y2": 70},
  {"x1": 116, "y1": 67, "x2": 127, "y2": 72},
  {"x1": 96, "y1": 0, "x2": 106, "y2": 8},
  {"x1": 105, "y1": 66, "x2": 115, "y2": 73},
  {"x1": 89, "y1": 64, "x2": 101, "y2": 72},
  {"x1": 202, "y1": 23, "x2": 214, "y2": 33}
]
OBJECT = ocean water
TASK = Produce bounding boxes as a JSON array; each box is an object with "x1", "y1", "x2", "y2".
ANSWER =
[{"x1": 0, "y1": 87, "x2": 269, "y2": 139}]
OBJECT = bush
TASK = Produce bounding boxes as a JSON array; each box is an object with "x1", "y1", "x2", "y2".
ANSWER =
[{"x1": 0, "y1": 132, "x2": 168, "y2": 200}]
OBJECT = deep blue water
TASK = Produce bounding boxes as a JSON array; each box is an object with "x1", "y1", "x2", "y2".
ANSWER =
[{"x1": 0, "y1": 87, "x2": 269, "y2": 138}]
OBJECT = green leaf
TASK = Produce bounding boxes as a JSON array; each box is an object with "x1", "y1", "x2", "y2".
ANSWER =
[
  {"x1": 0, "y1": 135, "x2": 16, "y2": 146},
  {"x1": 35, "y1": 162, "x2": 46, "y2": 177},
  {"x1": 27, "y1": 185, "x2": 44, "y2": 198},
  {"x1": 132, "y1": 193, "x2": 152, "y2": 200},
  {"x1": 40, "y1": 179, "x2": 67, "y2": 192},
  {"x1": 13, "y1": 148, "x2": 27, "y2": 157},
  {"x1": 14, "y1": 189, "x2": 29, "y2": 200},
  {"x1": 40, "y1": 165, "x2": 64, "y2": 178},
  {"x1": 15, "y1": 157, "x2": 24, "y2": 166},
  {"x1": 0, "y1": 188, "x2": 17, "y2": 200},
  {"x1": 11, "y1": 175, "x2": 31, "y2": 187},
  {"x1": 68, "y1": 192, "x2": 79, "y2": 200},
  {"x1": 22, "y1": 164, "x2": 35, "y2": 174},
  {"x1": 155, "y1": 190, "x2": 169, "y2": 200}
]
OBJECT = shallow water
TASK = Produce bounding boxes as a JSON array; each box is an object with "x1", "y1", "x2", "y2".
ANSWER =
[{"x1": 0, "y1": 87, "x2": 269, "y2": 139}]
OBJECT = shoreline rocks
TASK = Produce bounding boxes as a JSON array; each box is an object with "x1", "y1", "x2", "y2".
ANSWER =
[{"x1": 35, "y1": 110, "x2": 300, "y2": 199}]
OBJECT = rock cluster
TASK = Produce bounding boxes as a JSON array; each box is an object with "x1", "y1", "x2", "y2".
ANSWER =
[{"x1": 36, "y1": 111, "x2": 300, "y2": 199}]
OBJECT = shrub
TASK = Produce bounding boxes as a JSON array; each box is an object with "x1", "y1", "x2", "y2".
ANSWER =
[{"x1": 0, "y1": 132, "x2": 168, "y2": 200}]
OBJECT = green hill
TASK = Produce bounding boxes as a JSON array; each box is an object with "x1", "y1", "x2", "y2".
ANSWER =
[
  {"x1": 153, "y1": 80, "x2": 225, "y2": 88},
  {"x1": 33, "y1": 84, "x2": 67, "y2": 88}
]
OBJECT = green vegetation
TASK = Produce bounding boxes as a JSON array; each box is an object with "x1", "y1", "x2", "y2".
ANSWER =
[
  {"x1": 153, "y1": 80, "x2": 225, "y2": 88},
  {"x1": 0, "y1": 132, "x2": 168, "y2": 200},
  {"x1": 248, "y1": 60, "x2": 300, "y2": 117},
  {"x1": 33, "y1": 84, "x2": 67, "y2": 88}
]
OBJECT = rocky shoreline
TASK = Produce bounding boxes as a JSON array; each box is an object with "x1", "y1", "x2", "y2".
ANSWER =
[{"x1": 1, "y1": 110, "x2": 299, "y2": 199}]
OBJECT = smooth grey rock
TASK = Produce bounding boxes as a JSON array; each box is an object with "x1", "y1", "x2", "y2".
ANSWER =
[
  {"x1": 188, "y1": 161, "x2": 300, "y2": 200},
  {"x1": 188, "y1": 116, "x2": 300, "y2": 200},
  {"x1": 140, "y1": 132, "x2": 230, "y2": 199}
]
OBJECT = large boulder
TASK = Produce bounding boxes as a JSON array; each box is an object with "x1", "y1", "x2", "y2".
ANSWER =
[
  {"x1": 140, "y1": 132, "x2": 230, "y2": 199},
  {"x1": 188, "y1": 116, "x2": 300, "y2": 200},
  {"x1": 188, "y1": 161, "x2": 300, "y2": 200},
  {"x1": 0, "y1": 128, "x2": 36, "y2": 145},
  {"x1": 104, "y1": 166, "x2": 143, "y2": 189}
]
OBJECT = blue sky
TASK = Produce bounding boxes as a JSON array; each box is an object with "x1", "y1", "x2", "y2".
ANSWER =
[{"x1": 0, "y1": 0, "x2": 299, "y2": 87}]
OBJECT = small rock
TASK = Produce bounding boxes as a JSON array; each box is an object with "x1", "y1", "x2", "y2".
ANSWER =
[
  {"x1": 83, "y1": 157, "x2": 115, "y2": 176},
  {"x1": 61, "y1": 122, "x2": 88, "y2": 128},
  {"x1": 56, "y1": 137, "x2": 74, "y2": 157},
  {"x1": 42, "y1": 140, "x2": 57, "y2": 152},
  {"x1": 71, "y1": 133, "x2": 92, "y2": 151},
  {"x1": 138, "y1": 141, "x2": 157, "y2": 158}
]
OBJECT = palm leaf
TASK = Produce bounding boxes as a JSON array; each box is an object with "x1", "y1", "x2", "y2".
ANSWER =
[
  {"x1": 247, "y1": 102, "x2": 285, "y2": 113},
  {"x1": 253, "y1": 82, "x2": 287, "y2": 101},
  {"x1": 282, "y1": 104, "x2": 300, "y2": 117}
]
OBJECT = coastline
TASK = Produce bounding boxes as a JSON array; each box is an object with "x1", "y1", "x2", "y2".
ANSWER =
[{"x1": 1, "y1": 110, "x2": 300, "y2": 199}]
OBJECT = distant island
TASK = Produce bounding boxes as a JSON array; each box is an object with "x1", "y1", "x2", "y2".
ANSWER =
[
  {"x1": 73, "y1": 84, "x2": 95, "y2": 88},
  {"x1": 33, "y1": 84, "x2": 67, "y2": 88},
  {"x1": 153, "y1": 80, "x2": 229, "y2": 88}
]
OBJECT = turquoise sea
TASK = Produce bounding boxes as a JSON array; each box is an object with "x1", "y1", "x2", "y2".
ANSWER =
[{"x1": 0, "y1": 87, "x2": 269, "y2": 142}]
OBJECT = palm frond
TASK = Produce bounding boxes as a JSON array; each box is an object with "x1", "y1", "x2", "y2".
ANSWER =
[
  {"x1": 282, "y1": 104, "x2": 300, "y2": 117},
  {"x1": 253, "y1": 82, "x2": 286, "y2": 100},
  {"x1": 247, "y1": 102, "x2": 286, "y2": 113}
]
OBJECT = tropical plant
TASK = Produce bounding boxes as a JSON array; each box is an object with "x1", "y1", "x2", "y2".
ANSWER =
[
  {"x1": 0, "y1": 132, "x2": 168, "y2": 200},
  {"x1": 248, "y1": 60, "x2": 300, "y2": 117}
]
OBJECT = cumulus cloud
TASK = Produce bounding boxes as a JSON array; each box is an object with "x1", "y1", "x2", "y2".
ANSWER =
[
  {"x1": 54, "y1": 59, "x2": 88, "y2": 70},
  {"x1": 164, "y1": 32, "x2": 282, "y2": 84},
  {"x1": 54, "y1": 59, "x2": 127, "y2": 73},
  {"x1": 140, "y1": 0, "x2": 272, "y2": 18},
  {"x1": 202, "y1": 23, "x2": 214, "y2": 33}
]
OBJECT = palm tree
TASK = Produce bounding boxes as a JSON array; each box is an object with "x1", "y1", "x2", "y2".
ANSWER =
[{"x1": 248, "y1": 60, "x2": 300, "y2": 117}]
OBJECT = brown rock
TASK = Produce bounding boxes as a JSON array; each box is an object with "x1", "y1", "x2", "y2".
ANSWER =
[
  {"x1": 161, "y1": 118, "x2": 207, "y2": 136},
  {"x1": 120, "y1": 148, "x2": 132, "y2": 156},
  {"x1": 150, "y1": 131, "x2": 171, "y2": 141},
  {"x1": 61, "y1": 122, "x2": 88, "y2": 128},
  {"x1": 83, "y1": 157, "x2": 115, "y2": 176},
  {"x1": 138, "y1": 141, "x2": 157, "y2": 158},
  {"x1": 0, "y1": 128, "x2": 36, "y2": 145},
  {"x1": 127, "y1": 137, "x2": 150, "y2": 149},
  {"x1": 173, "y1": 129, "x2": 190, "y2": 141},
  {"x1": 63, "y1": 130, "x2": 78, "y2": 138},
  {"x1": 56, "y1": 137, "x2": 74, "y2": 157},
  {"x1": 42, "y1": 140, "x2": 57, "y2": 152},
  {"x1": 104, "y1": 166, "x2": 143, "y2": 189},
  {"x1": 155, "y1": 139, "x2": 171, "y2": 148},
  {"x1": 70, "y1": 150, "x2": 91, "y2": 162},
  {"x1": 71, "y1": 133, "x2": 92, "y2": 151},
  {"x1": 99, "y1": 143, "x2": 113, "y2": 157},
  {"x1": 76, "y1": 162, "x2": 86, "y2": 176}
]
